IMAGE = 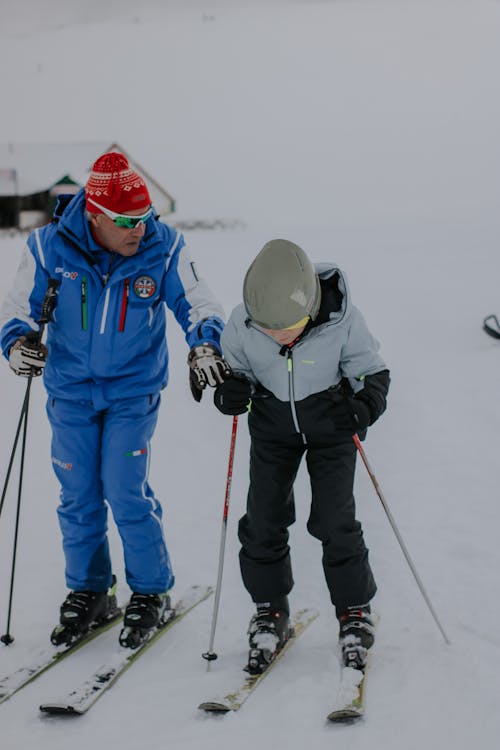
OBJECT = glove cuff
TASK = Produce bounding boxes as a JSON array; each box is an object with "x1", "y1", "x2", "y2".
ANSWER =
[{"x1": 188, "y1": 343, "x2": 219, "y2": 365}]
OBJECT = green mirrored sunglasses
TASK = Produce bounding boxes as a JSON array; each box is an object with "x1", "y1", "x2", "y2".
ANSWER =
[{"x1": 88, "y1": 198, "x2": 153, "y2": 228}]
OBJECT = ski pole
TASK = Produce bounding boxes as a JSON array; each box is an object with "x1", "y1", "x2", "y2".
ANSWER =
[
  {"x1": 1, "y1": 278, "x2": 60, "y2": 645},
  {"x1": 352, "y1": 433, "x2": 451, "y2": 645},
  {"x1": 0, "y1": 279, "x2": 60, "y2": 520},
  {"x1": 202, "y1": 415, "x2": 239, "y2": 668},
  {"x1": 0, "y1": 384, "x2": 31, "y2": 521},
  {"x1": 1, "y1": 381, "x2": 31, "y2": 645}
]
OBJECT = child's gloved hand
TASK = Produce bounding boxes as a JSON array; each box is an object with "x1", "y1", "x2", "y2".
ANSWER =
[
  {"x1": 214, "y1": 374, "x2": 253, "y2": 415},
  {"x1": 330, "y1": 391, "x2": 371, "y2": 434}
]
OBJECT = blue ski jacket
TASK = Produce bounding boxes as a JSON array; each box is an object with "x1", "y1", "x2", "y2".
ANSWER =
[{"x1": 0, "y1": 190, "x2": 225, "y2": 408}]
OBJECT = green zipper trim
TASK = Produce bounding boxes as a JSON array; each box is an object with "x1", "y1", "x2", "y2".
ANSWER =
[{"x1": 81, "y1": 277, "x2": 88, "y2": 331}]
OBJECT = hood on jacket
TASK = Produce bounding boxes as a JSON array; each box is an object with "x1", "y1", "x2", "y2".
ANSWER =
[{"x1": 311, "y1": 264, "x2": 351, "y2": 329}]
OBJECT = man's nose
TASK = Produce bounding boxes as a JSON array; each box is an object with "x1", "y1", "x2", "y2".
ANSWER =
[{"x1": 130, "y1": 222, "x2": 146, "y2": 236}]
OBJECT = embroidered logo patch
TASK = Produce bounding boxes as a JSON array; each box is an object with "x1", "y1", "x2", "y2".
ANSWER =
[{"x1": 133, "y1": 276, "x2": 156, "y2": 298}]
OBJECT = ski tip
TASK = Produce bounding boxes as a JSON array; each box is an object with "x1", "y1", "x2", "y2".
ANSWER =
[
  {"x1": 198, "y1": 701, "x2": 232, "y2": 713},
  {"x1": 40, "y1": 703, "x2": 84, "y2": 716}
]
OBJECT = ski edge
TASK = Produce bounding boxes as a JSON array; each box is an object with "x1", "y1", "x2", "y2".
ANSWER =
[
  {"x1": 198, "y1": 607, "x2": 319, "y2": 713},
  {"x1": 39, "y1": 703, "x2": 83, "y2": 716},
  {"x1": 197, "y1": 700, "x2": 231, "y2": 713},
  {"x1": 327, "y1": 705, "x2": 364, "y2": 722}
]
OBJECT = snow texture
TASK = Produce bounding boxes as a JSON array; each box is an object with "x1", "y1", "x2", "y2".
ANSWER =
[{"x1": 1, "y1": 1, "x2": 500, "y2": 748}]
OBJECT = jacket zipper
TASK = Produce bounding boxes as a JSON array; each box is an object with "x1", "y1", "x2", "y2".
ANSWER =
[
  {"x1": 118, "y1": 278, "x2": 130, "y2": 332},
  {"x1": 81, "y1": 277, "x2": 88, "y2": 330},
  {"x1": 286, "y1": 349, "x2": 307, "y2": 444}
]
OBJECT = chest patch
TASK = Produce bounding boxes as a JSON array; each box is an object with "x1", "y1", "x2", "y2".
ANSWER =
[{"x1": 133, "y1": 275, "x2": 156, "y2": 299}]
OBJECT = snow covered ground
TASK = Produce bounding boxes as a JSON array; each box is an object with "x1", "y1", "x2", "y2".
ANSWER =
[{"x1": 1, "y1": 0, "x2": 500, "y2": 747}]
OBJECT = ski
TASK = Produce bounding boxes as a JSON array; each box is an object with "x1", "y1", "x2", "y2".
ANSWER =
[
  {"x1": 328, "y1": 608, "x2": 377, "y2": 722},
  {"x1": 39, "y1": 585, "x2": 212, "y2": 716},
  {"x1": 327, "y1": 664, "x2": 367, "y2": 722},
  {"x1": 198, "y1": 607, "x2": 318, "y2": 713},
  {"x1": 0, "y1": 607, "x2": 122, "y2": 706}
]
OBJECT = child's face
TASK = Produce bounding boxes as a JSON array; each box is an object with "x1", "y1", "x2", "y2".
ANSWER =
[{"x1": 262, "y1": 325, "x2": 307, "y2": 346}]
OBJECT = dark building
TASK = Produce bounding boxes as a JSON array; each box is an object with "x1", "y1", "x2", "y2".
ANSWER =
[{"x1": 0, "y1": 142, "x2": 175, "y2": 230}]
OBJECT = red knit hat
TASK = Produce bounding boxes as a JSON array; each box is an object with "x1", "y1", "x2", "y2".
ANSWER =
[{"x1": 85, "y1": 152, "x2": 151, "y2": 214}]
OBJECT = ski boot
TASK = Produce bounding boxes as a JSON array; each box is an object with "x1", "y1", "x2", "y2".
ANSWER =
[
  {"x1": 338, "y1": 604, "x2": 375, "y2": 670},
  {"x1": 50, "y1": 575, "x2": 120, "y2": 647},
  {"x1": 119, "y1": 592, "x2": 173, "y2": 649},
  {"x1": 245, "y1": 598, "x2": 291, "y2": 675}
]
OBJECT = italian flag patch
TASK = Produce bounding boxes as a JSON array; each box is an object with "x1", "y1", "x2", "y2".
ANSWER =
[{"x1": 125, "y1": 448, "x2": 147, "y2": 457}]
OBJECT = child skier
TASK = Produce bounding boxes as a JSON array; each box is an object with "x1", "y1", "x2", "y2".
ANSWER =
[{"x1": 213, "y1": 239, "x2": 390, "y2": 672}]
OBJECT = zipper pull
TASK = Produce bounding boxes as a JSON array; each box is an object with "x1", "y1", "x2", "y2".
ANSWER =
[
  {"x1": 118, "y1": 278, "x2": 130, "y2": 332},
  {"x1": 102, "y1": 252, "x2": 115, "y2": 286},
  {"x1": 81, "y1": 277, "x2": 88, "y2": 330}
]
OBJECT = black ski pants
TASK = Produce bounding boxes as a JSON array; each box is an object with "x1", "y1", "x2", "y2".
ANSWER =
[{"x1": 238, "y1": 433, "x2": 376, "y2": 615}]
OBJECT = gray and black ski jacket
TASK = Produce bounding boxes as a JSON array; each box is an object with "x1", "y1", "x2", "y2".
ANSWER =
[{"x1": 220, "y1": 263, "x2": 390, "y2": 439}]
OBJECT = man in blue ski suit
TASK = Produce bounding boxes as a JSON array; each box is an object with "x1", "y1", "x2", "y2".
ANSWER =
[{"x1": 0, "y1": 152, "x2": 228, "y2": 647}]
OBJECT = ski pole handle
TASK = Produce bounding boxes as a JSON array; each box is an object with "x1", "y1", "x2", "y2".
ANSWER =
[
  {"x1": 37, "y1": 278, "x2": 61, "y2": 337},
  {"x1": 483, "y1": 314, "x2": 500, "y2": 340}
]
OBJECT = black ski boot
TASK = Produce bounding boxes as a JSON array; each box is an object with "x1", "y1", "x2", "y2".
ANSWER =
[
  {"x1": 119, "y1": 592, "x2": 173, "y2": 649},
  {"x1": 50, "y1": 576, "x2": 120, "y2": 647},
  {"x1": 337, "y1": 604, "x2": 375, "y2": 670},
  {"x1": 245, "y1": 598, "x2": 291, "y2": 675}
]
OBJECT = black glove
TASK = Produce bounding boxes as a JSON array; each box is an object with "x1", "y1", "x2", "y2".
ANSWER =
[
  {"x1": 214, "y1": 374, "x2": 253, "y2": 415},
  {"x1": 188, "y1": 344, "x2": 232, "y2": 402},
  {"x1": 331, "y1": 391, "x2": 371, "y2": 434},
  {"x1": 349, "y1": 399, "x2": 371, "y2": 432},
  {"x1": 9, "y1": 332, "x2": 47, "y2": 377}
]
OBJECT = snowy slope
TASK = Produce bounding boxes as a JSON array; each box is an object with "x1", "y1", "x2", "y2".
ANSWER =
[{"x1": 1, "y1": 1, "x2": 500, "y2": 748}]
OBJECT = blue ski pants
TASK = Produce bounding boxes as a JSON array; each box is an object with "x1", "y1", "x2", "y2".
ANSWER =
[{"x1": 46, "y1": 394, "x2": 174, "y2": 594}]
